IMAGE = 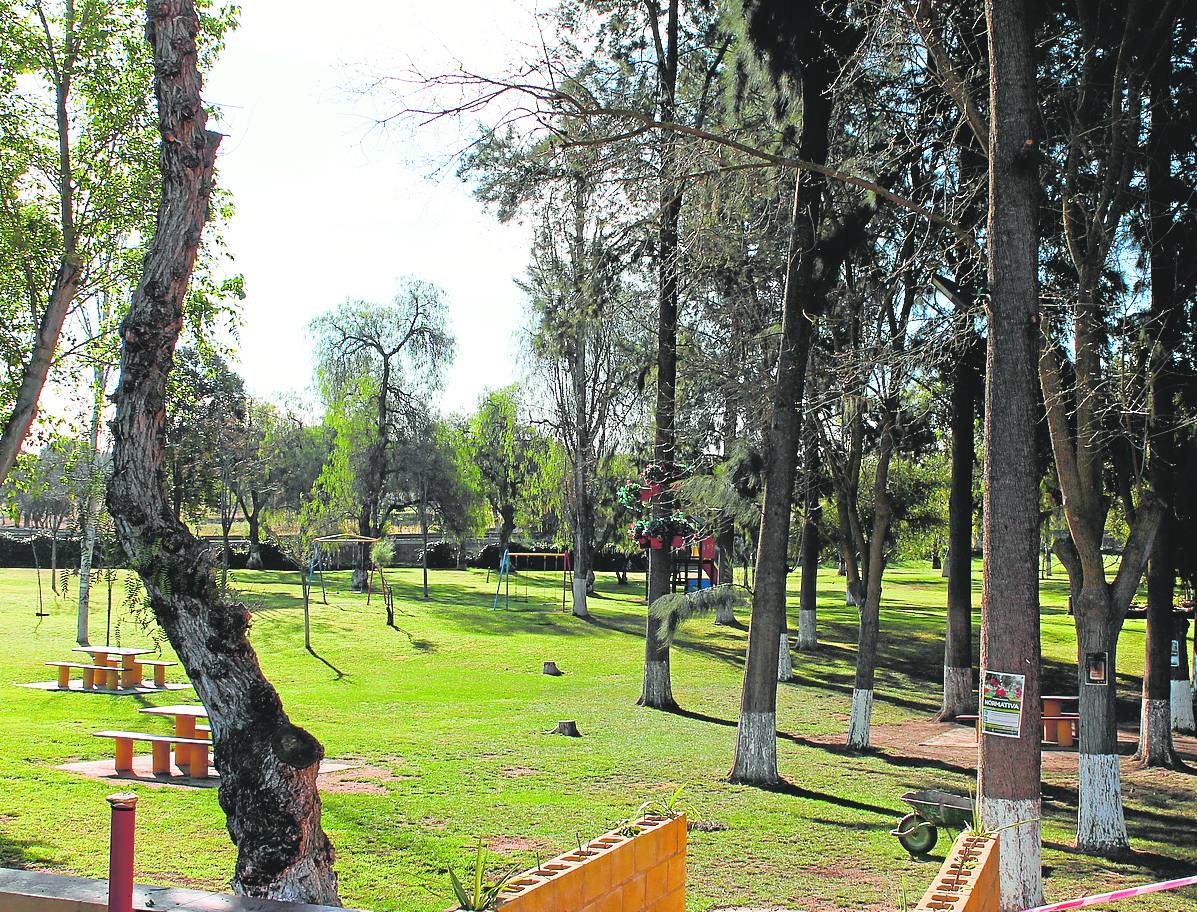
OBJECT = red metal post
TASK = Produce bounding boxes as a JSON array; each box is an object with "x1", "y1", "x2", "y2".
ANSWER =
[{"x1": 107, "y1": 793, "x2": 137, "y2": 912}]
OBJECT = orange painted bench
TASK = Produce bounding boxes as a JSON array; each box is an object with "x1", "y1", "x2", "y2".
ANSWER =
[
  {"x1": 45, "y1": 662, "x2": 105, "y2": 689},
  {"x1": 93, "y1": 730, "x2": 211, "y2": 778},
  {"x1": 130, "y1": 659, "x2": 177, "y2": 688}
]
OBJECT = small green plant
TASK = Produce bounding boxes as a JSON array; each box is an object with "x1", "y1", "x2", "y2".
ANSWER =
[
  {"x1": 448, "y1": 839, "x2": 517, "y2": 911},
  {"x1": 635, "y1": 784, "x2": 687, "y2": 820}
]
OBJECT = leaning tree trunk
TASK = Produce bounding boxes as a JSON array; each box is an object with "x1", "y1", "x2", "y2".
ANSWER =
[
  {"x1": 979, "y1": 0, "x2": 1044, "y2": 905},
  {"x1": 0, "y1": 257, "x2": 83, "y2": 488},
  {"x1": 106, "y1": 3, "x2": 338, "y2": 902},
  {"x1": 730, "y1": 171, "x2": 819, "y2": 785},
  {"x1": 245, "y1": 498, "x2": 264, "y2": 570},
  {"x1": 939, "y1": 342, "x2": 980, "y2": 721}
]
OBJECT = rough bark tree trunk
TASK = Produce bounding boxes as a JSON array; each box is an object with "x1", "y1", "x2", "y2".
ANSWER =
[
  {"x1": 730, "y1": 169, "x2": 819, "y2": 783},
  {"x1": 1136, "y1": 41, "x2": 1182, "y2": 769},
  {"x1": 979, "y1": 1, "x2": 1043, "y2": 905},
  {"x1": 797, "y1": 423, "x2": 821, "y2": 651},
  {"x1": 1172, "y1": 616, "x2": 1195, "y2": 734},
  {"x1": 106, "y1": 4, "x2": 339, "y2": 901},
  {"x1": 939, "y1": 338, "x2": 981, "y2": 721},
  {"x1": 640, "y1": 0, "x2": 680, "y2": 712},
  {"x1": 715, "y1": 519, "x2": 736, "y2": 625}
]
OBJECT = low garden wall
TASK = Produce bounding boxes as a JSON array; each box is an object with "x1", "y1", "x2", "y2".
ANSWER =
[
  {"x1": 914, "y1": 831, "x2": 1000, "y2": 912},
  {"x1": 497, "y1": 813, "x2": 686, "y2": 912}
]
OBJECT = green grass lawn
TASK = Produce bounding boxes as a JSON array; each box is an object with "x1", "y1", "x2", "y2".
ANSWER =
[{"x1": 1, "y1": 563, "x2": 1195, "y2": 911}]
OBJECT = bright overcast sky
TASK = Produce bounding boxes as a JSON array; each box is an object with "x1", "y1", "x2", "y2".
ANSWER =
[{"x1": 203, "y1": 0, "x2": 543, "y2": 415}]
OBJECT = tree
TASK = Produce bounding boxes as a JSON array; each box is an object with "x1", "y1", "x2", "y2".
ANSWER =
[
  {"x1": 0, "y1": 0, "x2": 235, "y2": 488},
  {"x1": 1036, "y1": 0, "x2": 1176, "y2": 853},
  {"x1": 310, "y1": 280, "x2": 453, "y2": 589},
  {"x1": 977, "y1": 0, "x2": 1043, "y2": 905},
  {"x1": 728, "y1": 0, "x2": 864, "y2": 784},
  {"x1": 468, "y1": 386, "x2": 553, "y2": 555},
  {"x1": 105, "y1": 1, "x2": 337, "y2": 899}
]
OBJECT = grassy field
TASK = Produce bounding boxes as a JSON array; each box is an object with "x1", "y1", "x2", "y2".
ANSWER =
[{"x1": 1, "y1": 562, "x2": 1195, "y2": 912}]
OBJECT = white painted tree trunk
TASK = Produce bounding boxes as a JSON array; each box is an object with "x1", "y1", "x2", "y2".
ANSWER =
[
  {"x1": 731, "y1": 711, "x2": 778, "y2": 783},
  {"x1": 983, "y1": 798, "x2": 1042, "y2": 912},
  {"x1": 1139, "y1": 698, "x2": 1172, "y2": 762},
  {"x1": 714, "y1": 601, "x2": 737, "y2": 625},
  {"x1": 572, "y1": 576, "x2": 589, "y2": 618},
  {"x1": 846, "y1": 688, "x2": 873, "y2": 749},
  {"x1": 1172, "y1": 679, "x2": 1195, "y2": 733},
  {"x1": 76, "y1": 507, "x2": 98, "y2": 645},
  {"x1": 797, "y1": 608, "x2": 817, "y2": 650},
  {"x1": 1076, "y1": 754, "x2": 1128, "y2": 853},
  {"x1": 777, "y1": 632, "x2": 792, "y2": 681}
]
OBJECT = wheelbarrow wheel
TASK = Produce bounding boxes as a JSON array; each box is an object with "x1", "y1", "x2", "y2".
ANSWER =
[{"x1": 895, "y1": 813, "x2": 938, "y2": 855}]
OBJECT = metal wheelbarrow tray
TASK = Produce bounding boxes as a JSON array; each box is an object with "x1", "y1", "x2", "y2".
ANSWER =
[{"x1": 890, "y1": 789, "x2": 974, "y2": 855}]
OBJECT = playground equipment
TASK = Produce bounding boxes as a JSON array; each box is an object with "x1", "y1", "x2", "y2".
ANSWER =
[
  {"x1": 491, "y1": 550, "x2": 571, "y2": 611},
  {"x1": 308, "y1": 533, "x2": 382, "y2": 604},
  {"x1": 619, "y1": 462, "x2": 719, "y2": 599}
]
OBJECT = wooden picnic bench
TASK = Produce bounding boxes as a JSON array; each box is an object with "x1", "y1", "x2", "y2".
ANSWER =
[{"x1": 93, "y1": 730, "x2": 211, "y2": 778}]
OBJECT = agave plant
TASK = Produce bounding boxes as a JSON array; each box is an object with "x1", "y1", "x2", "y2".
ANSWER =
[{"x1": 448, "y1": 839, "x2": 518, "y2": 911}]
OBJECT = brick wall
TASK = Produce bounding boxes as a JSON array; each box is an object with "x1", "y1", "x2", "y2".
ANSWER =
[{"x1": 497, "y1": 814, "x2": 686, "y2": 912}]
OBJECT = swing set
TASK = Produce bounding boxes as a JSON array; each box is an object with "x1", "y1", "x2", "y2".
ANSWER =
[
  {"x1": 491, "y1": 549, "x2": 571, "y2": 611},
  {"x1": 308, "y1": 533, "x2": 387, "y2": 605}
]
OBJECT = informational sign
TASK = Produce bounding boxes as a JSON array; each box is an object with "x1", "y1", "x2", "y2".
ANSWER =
[
  {"x1": 1171, "y1": 640, "x2": 1181, "y2": 668},
  {"x1": 981, "y1": 670, "x2": 1025, "y2": 738},
  {"x1": 1085, "y1": 651, "x2": 1108, "y2": 685}
]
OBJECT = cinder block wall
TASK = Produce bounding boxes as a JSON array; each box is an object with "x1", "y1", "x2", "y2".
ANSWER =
[
  {"x1": 916, "y1": 832, "x2": 1000, "y2": 912},
  {"x1": 497, "y1": 814, "x2": 686, "y2": 912}
]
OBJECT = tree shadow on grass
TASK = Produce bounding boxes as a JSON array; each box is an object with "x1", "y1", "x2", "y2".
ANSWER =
[
  {"x1": 0, "y1": 832, "x2": 60, "y2": 870},
  {"x1": 306, "y1": 646, "x2": 345, "y2": 681}
]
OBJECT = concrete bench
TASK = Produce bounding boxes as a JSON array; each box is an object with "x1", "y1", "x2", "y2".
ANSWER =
[
  {"x1": 93, "y1": 730, "x2": 211, "y2": 778},
  {"x1": 46, "y1": 662, "x2": 103, "y2": 690},
  {"x1": 131, "y1": 658, "x2": 178, "y2": 688},
  {"x1": 1042, "y1": 713, "x2": 1080, "y2": 748}
]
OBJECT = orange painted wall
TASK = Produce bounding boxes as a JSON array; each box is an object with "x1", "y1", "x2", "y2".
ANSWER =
[
  {"x1": 916, "y1": 832, "x2": 1000, "y2": 912},
  {"x1": 496, "y1": 814, "x2": 686, "y2": 912}
]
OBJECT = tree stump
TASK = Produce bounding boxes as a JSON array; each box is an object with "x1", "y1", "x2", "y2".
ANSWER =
[
  {"x1": 542, "y1": 661, "x2": 563, "y2": 676},
  {"x1": 551, "y1": 720, "x2": 581, "y2": 737}
]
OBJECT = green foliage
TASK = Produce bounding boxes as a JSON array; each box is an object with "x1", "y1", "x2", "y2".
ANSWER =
[{"x1": 447, "y1": 839, "x2": 517, "y2": 911}]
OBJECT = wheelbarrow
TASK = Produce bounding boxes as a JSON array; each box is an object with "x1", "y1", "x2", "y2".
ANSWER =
[{"x1": 890, "y1": 789, "x2": 974, "y2": 856}]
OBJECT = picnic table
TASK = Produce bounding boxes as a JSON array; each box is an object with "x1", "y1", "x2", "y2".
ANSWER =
[
  {"x1": 1042, "y1": 694, "x2": 1080, "y2": 747},
  {"x1": 72, "y1": 646, "x2": 155, "y2": 688},
  {"x1": 140, "y1": 705, "x2": 209, "y2": 769}
]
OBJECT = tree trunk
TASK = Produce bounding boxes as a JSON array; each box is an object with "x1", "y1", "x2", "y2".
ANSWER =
[
  {"x1": 421, "y1": 488, "x2": 429, "y2": 600},
  {"x1": 0, "y1": 257, "x2": 83, "y2": 488},
  {"x1": 1172, "y1": 616, "x2": 1195, "y2": 734},
  {"x1": 498, "y1": 505, "x2": 515, "y2": 558},
  {"x1": 940, "y1": 339, "x2": 980, "y2": 721},
  {"x1": 640, "y1": 0, "x2": 680, "y2": 712},
  {"x1": 78, "y1": 370, "x2": 108, "y2": 645},
  {"x1": 245, "y1": 499, "x2": 263, "y2": 570},
  {"x1": 797, "y1": 447, "x2": 820, "y2": 652},
  {"x1": 1136, "y1": 40, "x2": 1181, "y2": 769},
  {"x1": 714, "y1": 519, "x2": 736, "y2": 625},
  {"x1": 730, "y1": 169, "x2": 819, "y2": 784},
  {"x1": 1073, "y1": 590, "x2": 1127, "y2": 851},
  {"x1": 979, "y1": 1, "x2": 1044, "y2": 905},
  {"x1": 106, "y1": 4, "x2": 338, "y2": 901}
]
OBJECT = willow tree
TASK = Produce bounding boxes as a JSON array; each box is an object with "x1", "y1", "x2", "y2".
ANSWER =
[
  {"x1": 310, "y1": 280, "x2": 453, "y2": 589},
  {"x1": 107, "y1": 0, "x2": 338, "y2": 900}
]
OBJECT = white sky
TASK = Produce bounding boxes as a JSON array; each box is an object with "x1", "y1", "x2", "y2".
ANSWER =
[{"x1": 202, "y1": 0, "x2": 542, "y2": 415}]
